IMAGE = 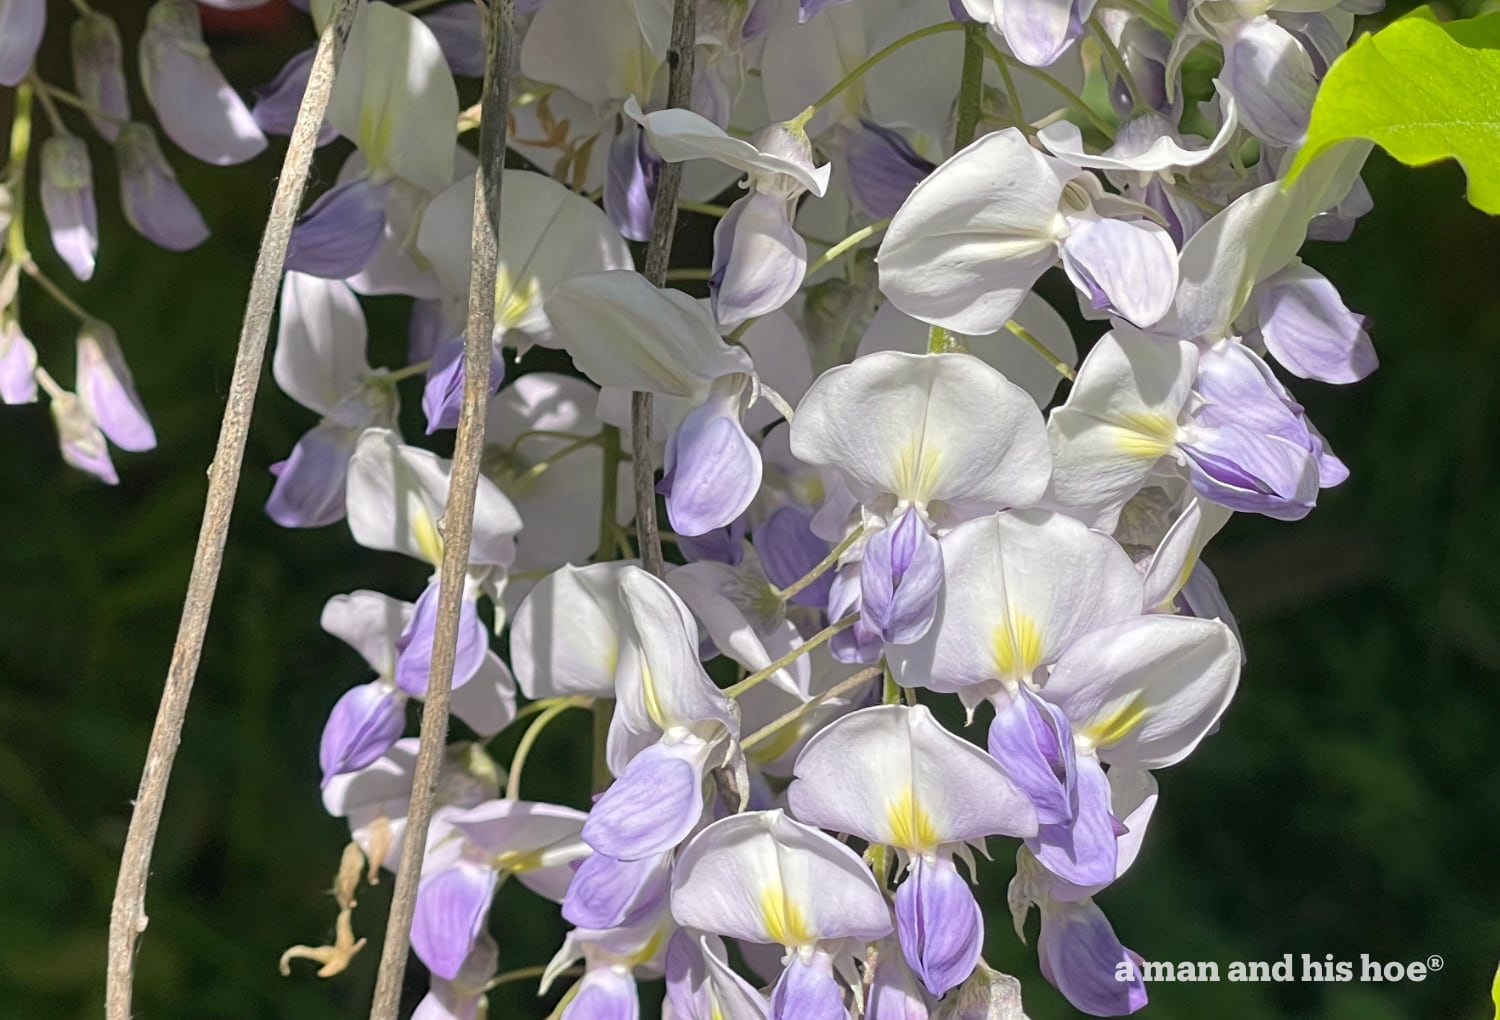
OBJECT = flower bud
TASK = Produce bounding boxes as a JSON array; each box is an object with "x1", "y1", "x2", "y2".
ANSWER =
[
  {"x1": 50, "y1": 391, "x2": 118, "y2": 485},
  {"x1": 139, "y1": 0, "x2": 267, "y2": 166},
  {"x1": 115, "y1": 123, "x2": 211, "y2": 251},
  {"x1": 0, "y1": 0, "x2": 46, "y2": 88},
  {"x1": 0, "y1": 319, "x2": 37, "y2": 404},
  {"x1": 70, "y1": 13, "x2": 130, "y2": 141},
  {"x1": 40, "y1": 136, "x2": 99, "y2": 282},
  {"x1": 76, "y1": 322, "x2": 156, "y2": 452}
]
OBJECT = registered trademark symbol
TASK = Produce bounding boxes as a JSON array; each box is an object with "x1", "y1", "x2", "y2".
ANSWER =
[{"x1": 1427, "y1": 955, "x2": 1444, "y2": 971}]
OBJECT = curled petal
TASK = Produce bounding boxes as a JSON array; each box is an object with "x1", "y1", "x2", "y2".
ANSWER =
[
  {"x1": 1255, "y1": 261, "x2": 1376, "y2": 384},
  {"x1": 988, "y1": 685, "x2": 1078, "y2": 826},
  {"x1": 422, "y1": 336, "x2": 505, "y2": 433},
  {"x1": 711, "y1": 193, "x2": 807, "y2": 329},
  {"x1": 1037, "y1": 899, "x2": 1147, "y2": 1016},
  {"x1": 562, "y1": 967, "x2": 639, "y2": 1020},
  {"x1": 393, "y1": 579, "x2": 490, "y2": 697},
  {"x1": 1029, "y1": 754, "x2": 1118, "y2": 888},
  {"x1": 76, "y1": 323, "x2": 156, "y2": 452},
  {"x1": 582, "y1": 741, "x2": 707, "y2": 861},
  {"x1": 285, "y1": 176, "x2": 389, "y2": 280},
  {"x1": 1222, "y1": 17, "x2": 1316, "y2": 147},
  {"x1": 661, "y1": 390, "x2": 763, "y2": 537},
  {"x1": 860, "y1": 507, "x2": 945, "y2": 646},
  {"x1": 605, "y1": 119, "x2": 659, "y2": 243},
  {"x1": 266, "y1": 422, "x2": 361, "y2": 528},
  {"x1": 769, "y1": 953, "x2": 845, "y2": 1020},
  {"x1": 1178, "y1": 425, "x2": 1318, "y2": 519},
  {"x1": 411, "y1": 863, "x2": 498, "y2": 982},
  {"x1": 510, "y1": 562, "x2": 630, "y2": 700},
  {"x1": 562, "y1": 851, "x2": 673, "y2": 931},
  {"x1": 51, "y1": 392, "x2": 118, "y2": 484},
  {"x1": 319, "y1": 681, "x2": 406, "y2": 786},
  {"x1": 846, "y1": 121, "x2": 934, "y2": 220},
  {"x1": 1060, "y1": 215, "x2": 1178, "y2": 329},
  {"x1": 115, "y1": 123, "x2": 210, "y2": 251},
  {"x1": 895, "y1": 855, "x2": 983, "y2": 998}
]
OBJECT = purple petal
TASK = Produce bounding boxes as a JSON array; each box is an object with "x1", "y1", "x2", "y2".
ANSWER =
[
  {"x1": 1028, "y1": 755, "x2": 1118, "y2": 889},
  {"x1": 860, "y1": 507, "x2": 943, "y2": 646},
  {"x1": 51, "y1": 392, "x2": 119, "y2": 484},
  {"x1": 755, "y1": 505, "x2": 832, "y2": 609},
  {"x1": 710, "y1": 192, "x2": 807, "y2": 329},
  {"x1": 1037, "y1": 899, "x2": 1147, "y2": 1016},
  {"x1": 828, "y1": 566, "x2": 884, "y2": 665},
  {"x1": 868, "y1": 944, "x2": 932, "y2": 1020},
  {"x1": 318, "y1": 681, "x2": 406, "y2": 786},
  {"x1": 770, "y1": 954, "x2": 845, "y2": 1020},
  {"x1": 605, "y1": 119, "x2": 658, "y2": 244},
  {"x1": 71, "y1": 12, "x2": 130, "y2": 141},
  {"x1": 422, "y1": 336, "x2": 506, "y2": 434},
  {"x1": 677, "y1": 513, "x2": 748, "y2": 567},
  {"x1": 76, "y1": 323, "x2": 156, "y2": 452},
  {"x1": 0, "y1": 0, "x2": 45, "y2": 88},
  {"x1": 0, "y1": 320, "x2": 39, "y2": 405},
  {"x1": 422, "y1": 3, "x2": 486, "y2": 78},
  {"x1": 1222, "y1": 16, "x2": 1317, "y2": 147},
  {"x1": 139, "y1": 0, "x2": 267, "y2": 166},
  {"x1": 561, "y1": 851, "x2": 672, "y2": 931},
  {"x1": 40, "y1": 136, "x2": 99, "y2": 282},
  {"x1": 581, "y1": 742, "x2": 705, "y2": 860},
  {"x1": 251, "y1": 48, "x2": 336, "y2": 144},
  {"x1": 1060, "y1": 215, "x2": 1177, "y2": 329},
  {"x1": 1001, "y1": 0, "x2": 1093, "y2": 68},
  {"x1": 285, "y1": 176, "x2": 388, "y2": 279},
  {"x1": 563, "y1": 968, "x2": 639, "y2": 1020},
  {"x1": 1256, "y1": 264, "x2": 1376, "y2": 384},
  {"x1": 411, "y1": 863, "x2": 499, "y2": 981},
  {"x1": 895, "y1": 854, "x2": 983, "y2": 998},
  {"x1": 661, "y1": 394, "x2": 762, "y2": 538},
  {"x1": 409, "y1": 297, "x2": 460, "y2": 363},
  {"x1": 988, "y1": 685, "x2": 1078, "y2": 826},
  {"x1": 265, "y1": 422, "x2": 360, "y2": 528},
  {"x1": 394, "y1": 579, "x2": 490, "y2": 697},
  {"x1": 846, "y1": 121, "x2": 935, "y2": 220},
  {"x1": 115, "y1": 123, "x2": 210, "y2": 251},
  {"x1": 1179, "y1": 424, "x2": 1318, "y2": 520},
  {"x1": 800, "y1": 0, "x2": 853, "y2": 21}
]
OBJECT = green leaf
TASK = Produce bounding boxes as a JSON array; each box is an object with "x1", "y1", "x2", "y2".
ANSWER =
[{"x1": 1287, "y1": 8, "x2": 1500, "y2": 214}]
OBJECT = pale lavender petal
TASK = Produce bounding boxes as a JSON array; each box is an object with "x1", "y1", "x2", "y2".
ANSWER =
[
  {"x1": 860, "y1": 507, "x2": 944, "y2": 646},
  {"x1": 1037, "y1": 899, "x2": 1147, "y2": 1016},
  {"x1": 711, "y1": 192, "x2": 806, "y2": 329},
  {"x1": 868, "y1": 944, "x2": 932, "y2": 1020},
  {"x1": 115, "y1": 123, "x2": 210, "y2": 251},
  {"x1": 0, "y1": 0, "x2": 45, "y2": 88},
  {"x1": 1179, "y1": 424, "x2": 1318, "y2": 520},
  {"x1": 394, "y1": 580, "x2": 490, "y2": 697},
  {"x1": 769, "y1": 954, "x2": 844, "y2": 1020},
  {"x1": 661, "y1": 395, "x2": 762, "y2": 538},
  {"x1": 581, "y1": 742, "x2": 705, "y2": 860},
  {"x1": 1060, "y1": 215, "x2": 1177, "y2": 329},
  {"x1": 318, "y1": 681, "x2": 406, "y2": 786},
  {"x1": 846, "y1": 122, "x2": 935, "y2": 220},
  {"x1": 678, "y1": 514, "x2": 748, "y2": 567},
  {"x1": 409, "y1": 297, "x2": 459, "y2": 363},
  {"x1": 895, "y1": 854, "x2": 983, "y2": 998},
  {"x1": 755, "y1": 505, "x2": 832, "y2": 609},
  {"x1": 139, "y1": 0, "x2": 267, "y2": 166},
  {"x1": 988, "y1": 685, "x2": 1077, "y2": 826},
  {"x1": 71, "y1": 12, "x2": 130, "y2": 141},
  {"x1": 562, "y1": 851, "x2": 672, "y2": 931},
  {"x1": 0, "y1": 321, "x2": 38, "y2": 404},
  {"x1": 422, "y1": 336, "x2": 506, "y2": 433},
  {"x1": 76, "y1": 324, "x2": 156, "y2": 452},
  {"x1": 801, "y1": 0, "x2": 852, "y2": 21},
  {"x1": 1307, "y1": 177, "x2": 1372, "y2": 242},
  {"x1": 51, "y1": 392, "x2": 118, "y2": 484},
  {"x1": 1256, "y1": 264, "x2": 1376, "y2": 384},
  {"x1": 828, "y1": 567, "x2": 884, "y2": 665},
  {"x1": 285, "y1": 176, "x2": 388, "y2": 279},
  {"x1": 1001, "y1": 0, "x2": 1092, "y2": 68},
  {"x1": 411, "y1": 863, "x2": 499, "y2": 981},
  {"x1": 422, "y1": 3, "x2": 486, "y2": 78},
  {"x1": 563, "y1": 968, "x2": 639, "y2": 1020},
  {"x1": 251, "y1": 48, "x2": 336, "y2": 144},
  {"x1": 605, "y1": 120, "x2": 658, "y2": 243},
  {"x1": 1029, "y1": 755, "x2": 1118, "y2": 888},
  {"x1": 1222, "y1": 17, "x2": 1317, "y2": 147},
  {"x1": 40, "y1": 136, "x2": 99, "y2": 282},
  {"x1": 265, "y1": 422, "x2": 361, "y2": 528}
]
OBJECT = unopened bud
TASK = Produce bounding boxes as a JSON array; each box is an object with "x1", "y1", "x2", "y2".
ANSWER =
[{"x1": 70, "y1": 13, "x2": 130, "y2": 140}]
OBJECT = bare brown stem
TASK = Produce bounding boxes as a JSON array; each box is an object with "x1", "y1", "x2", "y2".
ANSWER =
[
  {"x1": 631, "y1": 0, "x2": 697, "y2": 579},
  {"x1": 103, "y1": 3, "x2": 363, "y2": 1017},
  {"x1": 365, "y1": 2, "x2": 515, "y2": 1017}
]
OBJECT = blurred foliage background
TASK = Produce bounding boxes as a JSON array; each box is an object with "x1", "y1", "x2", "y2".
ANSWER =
[{"x1": 1, "y1": 1, "x2": 1497, "y2": 1018}]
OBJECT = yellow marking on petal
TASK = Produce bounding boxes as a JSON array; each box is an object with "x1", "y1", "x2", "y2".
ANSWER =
[
  {"x1": 1082, "y1": 693, "x2": 1148, "y2": 750},
  {"x1": 641, "y1": 660, "x2": 665, "y2": 730},
  {"x1": 886, "y1": 785, "x2": 939, "y2": 852},
  {"x1": 410, "y1": 501, "x2": 444, "y2": 566},
  {"x1": 358, "y1": 105, "x2": 394, "y2": 174},
  {"x1": 992, "y1": 609, "x2": 1043, "y2": 681},
  {"x1": 1113, "y1": 414, "x2": 1178, "y2": 459},
  {"x1": 494, "y1": 264, "x2": 542, "y2": 332},
  {"x1": 895, "y1": 436, "x2": 943, "y2": 503},
  {"x1": 493, "y1": 848, "x2": 545, "y2": 874},
  {"x1": 760, "y1": 883, "x2": 813, "y2": 947}
]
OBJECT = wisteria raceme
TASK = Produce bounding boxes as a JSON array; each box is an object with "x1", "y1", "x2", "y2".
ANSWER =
[{"x1": 3, "y1": 0, "x2": 1412, "y2": 1015}]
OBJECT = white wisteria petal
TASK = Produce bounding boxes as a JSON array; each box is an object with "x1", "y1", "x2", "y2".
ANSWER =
[
  {"x1": 788, "y1": 704, "x2": 1038, "y2": 851},
  {"x1": 757, "y1": 0, "x2": 865, "y2": 133},
  {"x1": 547, "y1": 271, "x2": 754, "y2": 396},
  {"x1": 1043, "y1": 614, "x2": 1240, "y2": 769},
  {"x1": 449, "y1": 655, "x2": 517, "y2": 739},
  {"x1": 890, "y1": 510, "x2": 1142, "y2": 693},
  {"x1": 741, "y1": 309, "x2": 814, "y2": 431},
  {"x1": 1046, "y1": 329, "x2": 1197, "y2": 531},
  {"x1": 322, "y1": 589, "x2": 408, "y2": 677},
  {"x1": 519, "y1": 0, "x2": 668, "y2": 105},
  {"x1": 1139, "y1": 495, "x2": 1232, "y2": 611},
  {"x1": 671, "y1": 810, "x2": 891, "y2": 947},
  {"x1": 878, "y1": 129, "x2": 1073, "y2": 334},
  {"x1": 790, "y1": 351, "x2": 1051, "y2": 514},
  {"x1": 666, "y1": 561, "x2": 809, "y2": 698},
  {"x1": 417, "y1": 170, "x2": 631, "y2": 346},
  {"x1": 1059, "y1": 214, "x2": 1179, "y2": 328},
  {"x1": 510, "y1": 562, "x2": 631, "y2": 701},
  {"x1": 274, "y1": 272, "x2": 371, "y2": 418},
  {"x1": 326, "y1": 0, "x2": 458, "y2": 192},
  {"x1": 623, "y1": 97, "x2": 831, "y2": 197},
  {"x1": 1038, "y1": 97, "x2": 1238, "y2": 174},
  {"x1": 345, "y1": 428, "x2": 521, "y2": 568},
  {"x1": 857, "y1": 293, "x2": 1077, "y2": 409}
]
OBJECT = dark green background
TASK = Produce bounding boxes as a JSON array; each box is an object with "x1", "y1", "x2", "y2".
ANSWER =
[{"x1": 2, "y1": 1, "x2": 1497, "y2": 1017}]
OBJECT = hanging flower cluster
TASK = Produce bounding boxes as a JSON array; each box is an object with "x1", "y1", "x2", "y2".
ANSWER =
[{"x1": 2, "y1": 0, "x2": 1383, "y2": 1015}]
